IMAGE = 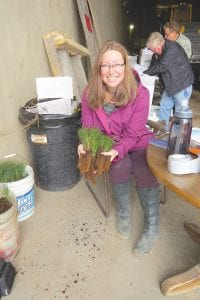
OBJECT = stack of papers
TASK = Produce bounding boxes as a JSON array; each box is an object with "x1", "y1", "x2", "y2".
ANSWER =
[{"x1": 37, "y1": 98, "x2": 73, "y2": 115}]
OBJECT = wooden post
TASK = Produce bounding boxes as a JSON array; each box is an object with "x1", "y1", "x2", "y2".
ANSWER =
[{"x1": 76, "y1": 0, "x2": 100, "y2": 65}]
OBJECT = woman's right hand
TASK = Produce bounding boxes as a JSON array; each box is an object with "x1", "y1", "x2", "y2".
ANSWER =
[
  {"x1": 101, "y1": 148, "x2": 119, "y2": 162},
  {"x1": 78, "y1": 144, "x2": 86, "y2": 157}
]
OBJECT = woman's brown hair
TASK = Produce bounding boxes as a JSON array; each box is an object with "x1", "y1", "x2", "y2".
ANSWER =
[{"x1": 86, "y1": 41, "x2": 138, "y2": 109}]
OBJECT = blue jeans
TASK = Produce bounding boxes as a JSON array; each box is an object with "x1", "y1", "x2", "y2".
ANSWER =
[{"x1": 159, "y1": 85, "x2": 192, "y2": 127}]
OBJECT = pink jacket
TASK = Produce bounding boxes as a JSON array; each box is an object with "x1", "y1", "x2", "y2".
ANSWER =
[{"x1": 81, "y1": 82, "x2": 154, "y2": 162}]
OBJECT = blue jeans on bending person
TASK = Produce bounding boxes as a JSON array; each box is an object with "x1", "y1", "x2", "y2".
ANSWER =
[{"x1": 159, "y1": 85, "x2": 193, "y2": 129}]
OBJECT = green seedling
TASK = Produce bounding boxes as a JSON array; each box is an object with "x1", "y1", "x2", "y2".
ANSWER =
[
  {"x1": 0, "y1": 160, "x2": 27, "y2": 182},
  {"x1": 77, "y1": 127, "x2": 114, "y2": 182},
  {"x1": 100, "y1": 135, "x2": 114, "y2": 152}
]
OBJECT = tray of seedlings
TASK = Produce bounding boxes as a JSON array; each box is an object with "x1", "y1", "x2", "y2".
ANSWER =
[{"x1": 77, "y1": 128, "x2": 114, "y2": 184}]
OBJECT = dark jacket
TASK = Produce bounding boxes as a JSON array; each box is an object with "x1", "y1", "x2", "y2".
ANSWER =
[{"x1": 144, "y1": 39, "x2": 194, "y2": 96}]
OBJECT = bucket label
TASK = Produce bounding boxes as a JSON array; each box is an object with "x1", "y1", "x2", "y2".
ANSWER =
[
  {"x1": 16, "y1": 188, "x2": 34, "y2": 221},
  {"x1": 31, "y1": 134, "x2": 47, "y2": 144}
]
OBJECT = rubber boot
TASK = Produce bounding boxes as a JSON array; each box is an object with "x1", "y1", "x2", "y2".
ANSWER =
[
  {"x1": 111, "y1": 181, "x2": 132, "y2": 239},
  {"x1": 133, "y1": 187, "x2": 160, "y2": 256}
]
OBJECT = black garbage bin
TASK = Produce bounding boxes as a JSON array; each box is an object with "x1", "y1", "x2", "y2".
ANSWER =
[{"x1": 26, "y1": 112, "x2": 81, "y2": 191}]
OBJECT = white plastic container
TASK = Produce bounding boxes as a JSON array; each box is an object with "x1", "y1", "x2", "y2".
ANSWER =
[
  {"x1": 139, "y1": 48, "x2": 153, "y2": 70},
  {"x1": 128, "y1": 55, "x2": 137, "y2": 67},
  {"x1": 1, "y1": 166, "x2": 35, "y2": 222},
  {"x1": 0, "y1": 190, "x2": 20, "y2": 260}
]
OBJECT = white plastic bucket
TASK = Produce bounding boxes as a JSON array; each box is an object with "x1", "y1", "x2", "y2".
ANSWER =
[
  {"x1": 2, "y1": 165, "x2": 35, "y2": 222},
  {"x1": 0, "y1": 190, "x2": 20, "y2": 260}
]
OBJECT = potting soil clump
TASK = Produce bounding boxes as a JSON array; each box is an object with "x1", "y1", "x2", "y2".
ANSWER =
[{"x1": 0, "y1": 196, "x2": 12, "y2": 214}]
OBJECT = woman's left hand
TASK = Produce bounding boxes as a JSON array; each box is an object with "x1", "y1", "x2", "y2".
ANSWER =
[{"x1": 101, "y1": 149, "x2": 118, "y2": 162}]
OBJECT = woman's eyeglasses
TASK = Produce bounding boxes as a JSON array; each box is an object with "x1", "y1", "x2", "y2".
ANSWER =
[{"x1": 101, "y1": 63, "x2": 125, "y2": 72}]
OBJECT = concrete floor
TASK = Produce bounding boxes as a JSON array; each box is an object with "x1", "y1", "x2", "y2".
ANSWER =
[
  {"x1": 7, "y1": 176, "x2": 200, "y2": 300},
  {"x1": 6, "y1": 91, "x2": 200, "y2": 299}
]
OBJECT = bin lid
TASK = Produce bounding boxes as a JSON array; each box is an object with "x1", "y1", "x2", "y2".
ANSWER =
[{"x1": 19, "y1": 98, "x2": 81, "y2": 128}]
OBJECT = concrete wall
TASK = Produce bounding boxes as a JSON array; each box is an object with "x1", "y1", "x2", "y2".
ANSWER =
[{"x1": 0, "y1": 0, "x2": 127, "y2": 161}]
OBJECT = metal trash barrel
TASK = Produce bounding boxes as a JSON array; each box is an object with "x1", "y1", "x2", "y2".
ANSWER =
[{"x1": 26, "y1": 112, "x2": 81, "y2": 191}]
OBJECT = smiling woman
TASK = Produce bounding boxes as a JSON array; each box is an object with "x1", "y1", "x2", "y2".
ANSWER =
[
  {"x1": 100, "y1": 50, "x2": 126, "y2": 94},
  {"x1": 85, "y1": 41, "x2": 137, "y2": 108},
  {"x1": 78, "y1": 40, "x2": 160, "y2": 256}
]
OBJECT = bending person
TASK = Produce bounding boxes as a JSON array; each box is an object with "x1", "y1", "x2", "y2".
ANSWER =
[{"x1": 144, "y1": 32, "x2": 194, "y2": 130}]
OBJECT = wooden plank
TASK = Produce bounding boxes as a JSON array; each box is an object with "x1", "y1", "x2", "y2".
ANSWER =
[
  {"x1": 43, "y1": 32, "x2": 63, "y2": 76},
  {"x1": 87, "y1": 0, "x2": 102, "y2": 46},
  {"x1": 76, "y1": 0, "x2": 100, "y2": 65},
  {"x1": 161, "y1": 263, "x2": 200, "y2": 296},
  {"x1": 54, "y1": 33, "x2": 89, "y2": 56},
  {"x1": 184, "y1": 223, "x2": 200, "y2": 247}
]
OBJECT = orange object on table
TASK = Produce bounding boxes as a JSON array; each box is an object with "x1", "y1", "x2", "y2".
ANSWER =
[{"x1": 188, "y1": 147, "x2": 200, "y2": 156}]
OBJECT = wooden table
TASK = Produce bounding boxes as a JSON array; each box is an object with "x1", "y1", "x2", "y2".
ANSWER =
[
  {"x1": 147, "y1": 145, "x2": 200, "y2": 208},
  {"x1": 147, "y1": 145, "x2": 200, "y2": 296}
]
